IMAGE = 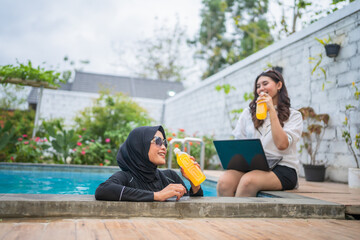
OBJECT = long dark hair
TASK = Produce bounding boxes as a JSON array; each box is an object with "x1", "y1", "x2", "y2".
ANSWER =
[{"x1": 249, "y1": 70, "x2": 290, "y2": 129}]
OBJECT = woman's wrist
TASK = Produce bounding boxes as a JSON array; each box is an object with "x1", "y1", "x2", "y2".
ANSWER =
[
  {"x1": 190, "y1": 184, "x2": 200, "y2": 194},
  {"x1": 268, "y1": 106, "x2": 277, "y2": 115},
  {"x1": 153, "y1": 191, "x2": 161, "y2": 201}
]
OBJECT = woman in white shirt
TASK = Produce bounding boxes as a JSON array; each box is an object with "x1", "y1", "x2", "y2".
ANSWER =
[{"x1": 217, "y1": 69, "x2": 303, "y2": 197}]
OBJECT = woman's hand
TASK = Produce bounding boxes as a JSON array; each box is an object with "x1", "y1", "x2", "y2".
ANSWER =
[
  {"x1": 153, "y1": 184, "x2": 187, "y2": 201},
  {"x1": 180, "y1": 156, "x2": 200, "y2": 180},
  {"x1": 180, "y1": 156, "x2": 201, "y2": 194},
  {"x1": 256, "y1": 92, "x2": 275, "y2": 111}
]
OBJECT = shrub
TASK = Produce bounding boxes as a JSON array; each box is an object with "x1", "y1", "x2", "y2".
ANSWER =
[
  {"x1": 74, "y1": 92, "x2": 153, "y2": 152},
  {"x1": 39, "y1": 118, "x2": 78, "y2": 163},
  {"x1": 10, "y1": 136, "x2": 50, "y2": 163},
  {"x1": 0, "y1": 109, "x2": 35, "y2": 161},
  {"x1": 72, "y1": 137, "x2": 114, "y2": 166}
]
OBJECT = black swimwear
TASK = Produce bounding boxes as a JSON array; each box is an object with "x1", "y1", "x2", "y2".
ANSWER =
[{"x1": 95, "y1": 169, "x2": 203, "y2": 201}]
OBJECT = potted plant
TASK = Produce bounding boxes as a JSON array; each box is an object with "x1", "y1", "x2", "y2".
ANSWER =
[
  {"x1": 315, "y1": 36, "x2": 341, "y2": 58},
  {"x1": 265, "y1": 63, "x2": 283, "y2": 74},
  {"x1": 342, "y1": 82, "x2": 360, "y2": 188},
  {"x1": 298, "y1": 107, "x2": 330, "y2": 182}
]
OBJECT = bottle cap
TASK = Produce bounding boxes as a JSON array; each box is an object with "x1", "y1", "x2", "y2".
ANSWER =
[{"x1": 173, "y1": 148, "x2": 181, "y2": 154}]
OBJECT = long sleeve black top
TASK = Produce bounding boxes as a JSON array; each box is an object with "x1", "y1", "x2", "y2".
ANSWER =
[{"x1": 95, "y1": 169, "x2": 203, "y2": 202}]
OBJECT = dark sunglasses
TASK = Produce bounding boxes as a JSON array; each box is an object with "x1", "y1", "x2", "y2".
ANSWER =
[
  {"x1": 151, "y1": 136, "x2": 168, "y2": 148},
  {"x1": 263, "y1": 68, "x2": 281, "y2": 79}
]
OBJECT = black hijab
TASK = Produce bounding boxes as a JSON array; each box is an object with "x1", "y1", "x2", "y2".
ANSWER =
[{"x1": 117, "y1": 125, "x2": 167, "y2": 183}]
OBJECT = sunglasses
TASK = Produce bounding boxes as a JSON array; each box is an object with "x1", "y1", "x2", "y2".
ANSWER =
[
  {"x1": 263, "y1": 69, "x2": 281, "y2": 79},
  {"x1": 151, "y1": 136, "x2": 168, "y2": 148}
]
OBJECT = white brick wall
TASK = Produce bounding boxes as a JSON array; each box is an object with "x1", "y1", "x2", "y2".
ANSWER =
[
  {"x1": 163, "y1": 2, "x2": 360, "y2": 182},
  {"x1": 37, "y1": 90, "x2": 164, "y2": 128},
  {"x1": 39, "y1": 90, "x2": 98, "y2": 128}
]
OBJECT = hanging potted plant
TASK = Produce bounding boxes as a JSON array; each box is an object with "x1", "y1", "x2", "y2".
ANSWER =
[
  {"x1": 315, "y1": 36, "x2": 341, "y2": 58},
  {"x1": 298, "y1": 107, "x2": 330, "y2": 182},
  {"x1": 342, "y1": 82, "x2": 360, "y2": 188},
  {"x1": 273, "y1": 66, "x2": 283, "y2": 74},
  {"x1": 265, "y1": 63, "x2": 283, "y2": 74}
]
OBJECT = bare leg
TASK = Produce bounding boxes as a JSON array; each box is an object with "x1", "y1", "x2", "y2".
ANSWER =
[
  {"x1": 217, "y1": 170, "x2": 245, "y2": 196},
  {"x1": 235, "y1": 170, "x2": 282, "y2": 197}
]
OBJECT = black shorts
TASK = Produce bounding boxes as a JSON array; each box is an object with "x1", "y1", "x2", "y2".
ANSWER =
[{"x1": 272, "y1": 165, "x2": 297, "y2": 190}]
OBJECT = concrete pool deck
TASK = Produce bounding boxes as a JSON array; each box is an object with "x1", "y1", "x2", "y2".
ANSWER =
[{"x1": 1, "y1": 170, "x2": 359, "y2": 219}]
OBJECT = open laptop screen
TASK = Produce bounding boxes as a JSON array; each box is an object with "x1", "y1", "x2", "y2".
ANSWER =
[{"x1": 213, "y1": 139, "x2": 282, "y2": 172}]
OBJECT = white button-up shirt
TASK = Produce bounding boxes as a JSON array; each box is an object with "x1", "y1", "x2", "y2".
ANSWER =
[{"x1": 232, "y1": 107, "x2": 303, "y2": 174}]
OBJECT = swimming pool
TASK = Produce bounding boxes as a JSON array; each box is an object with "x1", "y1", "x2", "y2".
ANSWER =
[{"x1": 0, "y1": 163, "x2": 218, "y2": 196}]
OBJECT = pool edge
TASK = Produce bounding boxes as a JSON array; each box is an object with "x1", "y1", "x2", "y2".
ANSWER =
[{"x1": 0, "y1": 194, "x2": 345, "y2": 219}]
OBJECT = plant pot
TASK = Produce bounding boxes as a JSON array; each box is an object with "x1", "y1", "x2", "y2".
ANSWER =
[
  {"x1": 325, "y1": 44, "x2": 340, "y2": 58},
  {"x1": 273, "y1": 66, "x2": 283, "y2": 74},
  {"x1": 303, "y1": 164, "x2": 326, "y2": 182},
  {"x1": 348, "y1": 168, "x2": 360, "y2": 188}
]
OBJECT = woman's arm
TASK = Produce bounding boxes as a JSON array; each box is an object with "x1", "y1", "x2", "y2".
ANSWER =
[
  {"x1": 95, "y1": 171, "x2": 154, "y2": 202},
  {"x1": 258, "y1": 93, "x2": 289, "y2": 150}
]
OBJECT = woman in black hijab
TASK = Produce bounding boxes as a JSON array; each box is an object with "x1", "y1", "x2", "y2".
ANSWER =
[{"x1": 95, "y1": 125, "x2": 203, "y2": 201}]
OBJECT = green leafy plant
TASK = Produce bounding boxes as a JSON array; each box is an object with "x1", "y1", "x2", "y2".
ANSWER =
[
  {"x1": 215, "y1": 84, "x2": 236, "y2": 94},
  {"x1": 0, "y1": 121, "x2": 15, "y2": 151},
  {"x1": 215, "y1": 84, "x2": 254, "y2": 129},
  {"x1": 309, "y1": 53, "x2": 328, "y2": 90},
  {"x1": 342, "y1": 82, "x2": 360, "y2": 168},
  {"x1": 0, "y1": 60, "x2": 65, "y2": 88},
  {"x1": 315, "y1": 36, "x2": 331, "y2": 46},
  {"x1": 74, "y1": 91, "x2": 153, "y2": 149},
  {"x1": 0, "y1": 109, "x2": 35, "y2": 160},
  {"x1": 309, "y1": 36, "x2": 336, "y2": 90},
  {"x1": 42, "y1": 120, "x2": 78, "y2": 163},
  {"x1": 298, "y1": 107, "x2": 330, "y2": 165}
]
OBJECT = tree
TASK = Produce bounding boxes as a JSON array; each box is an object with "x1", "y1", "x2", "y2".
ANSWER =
[
  {"x1": 60, "y1": 55, "x2": 90, "y2": 82},
  {"x1": 115, "y1": 19, "x2": 192, "y2": 82},
  {"x1": 273, "y1": 0, "x2": 355, "y2": 39},
  {"x1": 192, "y1": 0, "x2": 273, "y2": 79},
  {"x1": 234, "y1": 0, "x2": 274, "y2": 58}
]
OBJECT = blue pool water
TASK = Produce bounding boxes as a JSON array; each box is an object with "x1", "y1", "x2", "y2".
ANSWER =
[{"x1": 0, "y1": 164, "x2": 218, "y2": 196}]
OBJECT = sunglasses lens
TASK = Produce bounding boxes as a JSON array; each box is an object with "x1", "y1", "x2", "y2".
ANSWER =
[
  {"x1": 155, "y1": 137, "x2": 162, "y2": 146},
  {"x1": 154, "y1": 136, "x2": 167, "y2": 148}
]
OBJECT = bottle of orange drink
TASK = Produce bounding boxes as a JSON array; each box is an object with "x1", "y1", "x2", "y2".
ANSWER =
[
  {"x1": 174, "y1": 148, "x2": 206, "y2": 186},
  {"x1": 256, "y1": 92, "x2": 267, "y2": 120}
]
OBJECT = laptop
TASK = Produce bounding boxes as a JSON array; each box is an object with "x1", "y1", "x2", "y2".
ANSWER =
[{"x1": 213, "y1": 139, "x2": 282, "y2": 172}]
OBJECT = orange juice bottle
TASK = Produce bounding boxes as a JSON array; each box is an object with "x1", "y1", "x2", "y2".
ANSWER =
[
  {"x1": 256, "y1": 93, "x2": 267, "y2": 120},
  {"x1": 174, "y1": 148, "x2": 206, "y2": 186},
  {"x1": 256, "y1": 102, "x2": 267, "y2": 120}
]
